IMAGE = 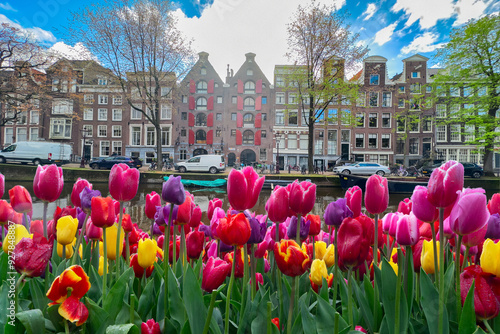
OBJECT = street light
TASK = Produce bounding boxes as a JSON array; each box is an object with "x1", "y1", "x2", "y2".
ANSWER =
[{"x1": 276, "y1": 134, "x2": 280, "y2": 174}]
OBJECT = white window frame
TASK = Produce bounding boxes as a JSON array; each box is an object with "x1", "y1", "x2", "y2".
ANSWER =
[
  {"x1": 112, "y1": 95, "x2": 122, "y2": 105},
  {"x1": 83, "y1": 108, "x2": 93, "y2": 121},
  {"x1": 161, "y1": 104, "x2": 172, "y2": 120},
  {"x1": 355, "y1": 133, "x2": 364, "y2": 148},
  {"x1": 83, "y1": 125, "x2": 93, "y2": 137},
  {"x1": 275, "y1": 93, "x2": 285, "y2": 104},
  {"x1": 112, "y1": 125, "x2": 122, "y2": 138},
  {"x1": 98, "y1": 108, "x2": 108, "y2": 121},
  {"x1": 30, "y1": 110, "x2": 39, "y2": 125},
  {"x1": 49, "y1": 118, "x2": 72, "y2": 139},
  {"x1": 52, "y1": 99, "x2": 74, "y2": 115},
  {"x1": 16, "y1": 127, "x2": 27, "y2": 142},
  {"x1": 131, "y1": 105, "x2": 141, "y2": 120},
  {"x1": 146, "y1": 126, "x2": 156, "y2": 146},
  {"x1": 436, "y1": 125, "x2": 447, "y2": 142},
  {"x1": 112, "y1": 109, "x2": 122, "y2": 121},
  {"x1": 112, "y1": 141, "x2": 122, "y2": 155},
  {"x1": 288, "y1": 134, "x2": 297, "y2": 149},
  {"x1": 100, "y1": 140, "x2": 110, "y2": 156},
  {"x1": 97, "y1": 125, "x2": 107, "y2": 137},
  {"x1": 131, "y1": 126, "x2": 141, "y2": 146},
  {"x1": 98, "y1": 95, "x2": 108, "y2": 105},
  {"x1": 29, "y1": 127, "x2": 39, "y2": 141},
  {"x1": 4, "y1": 127, "x2": 13, "y2": 145},
  {"x1": 436, "y1": 104, "x2": 447, "y2": 118},
  {"x1": 381, "y1": 133, "x2": 390, "y2": 149},
  {"x1": 368, "y1": 133, "x2": 377, "y2": 149},
  {"x1": 382, "y1": 92, "x2": 392, "y2": 107}
]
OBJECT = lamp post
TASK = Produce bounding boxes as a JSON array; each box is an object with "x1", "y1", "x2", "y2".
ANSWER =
[
  {"x1": 276, "y1": 135, "x2": 280, "y2": 174},
  {"x1": 80, "y1": 128, "x2": 91, "y2": 168}
]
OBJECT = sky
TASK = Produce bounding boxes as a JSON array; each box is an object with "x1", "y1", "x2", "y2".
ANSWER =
[{"x1": 1, "y1": 0, "x2": 499, "y2": 80}]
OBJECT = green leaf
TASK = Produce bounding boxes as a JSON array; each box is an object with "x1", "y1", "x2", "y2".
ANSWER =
[
  {"x1": 85, "y1": 297, "x2": 110, "y2": 334},
  {"x1": 46, "y1": 304, "x2": 65, "y2": 333},
  {"x1": 103, "y1": 268, "x2": 133, "y2": 322},
  {"x1": 183, "y1": 265, "x2": 207, "y2": 334},
  {"x1": 419, "y1": 269, "x2": 449, "y2": 334},
  {"x1": 379, "y1": 258, "x2": 408, "y2": 334},
  {"x1": 105, "y1": 324, "x2": 140, "y2": 334},
  {"x1": 0, "y1": 281, "x2": 11, "y2": 332},
  {"x1": 28, "y1": 279, "x2": 48, "y2": 312},
  {"x1": 458, "y1": 281, "x2": 476, "y2": 334},
  {"x1": 250, "y1": 291, "x2": 273, "y2": 334},
  {"x1": 168, "y1": 266, "x2": 185, "y2": 330},
  {"x1": 353, "y1": 275, "x2": 373, "y2": 333},
  {"x1": 15, "y1": 309, "x2": 45, "y2": 334},
  {"x1": 0, "y1": 252, "x2": 8, "y2": 283},
  {"x1": 316, "y1": 296, "x2": 349, "y2": 334},
  {"x1": 405, "y1": 247, "x2": 415, "y2": 316},
  {"x1": 138, "y1": 279, "x2": 155, "y2": 320},
  {"x1": 299, "y1": 293, "x2": 316, "y2": 334}
]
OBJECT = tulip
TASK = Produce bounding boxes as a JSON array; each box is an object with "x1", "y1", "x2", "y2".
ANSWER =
[
  {"x1": 109, "y1": 163, "x2": 139, "y2": 202},
  {"x1": 57, "y1": 216, "x2": 78, "y2": 246},
  {"x1": 176, "y1": 193, "x2": 193, "y2": 225},
  {"x1": 137, "y1": 238, "x2": 157, "y2": 269},
  {"x1": 421, "y1": 239, "x2": 439, "y2": 274},
  {"x1": 450, "y1": 188, "x2": 490, "y2": 236},
  {"x1": 272, "y1": 318, "x2": 280, "y2": 330},
  {"x1": 396, "y1": 213, "x2": 420, "y2": 246},
  {"x1": 121, "y1": 214, "x2": 133, "y2": 233},
  {"x1": 141, "y1": 319, "x2": 161, "y2": 334},
  {"x1": 462, "y1": 223, "x2": 487, "y2": 248},
  {"x1": 105, "y1": 223, "x2": 125, "y2": 260},
  {"x1": 460, "y1": 265, "x2": 500, "y2": 320},
  {"x1": 315, "y1": 241, "x2": 335, "y2": 267},
  {"x1": 33, "y1": 164, "x2": 64, "y2": 202},
  {"x1": 487, "y1": 193, "x2": 500, "y2": 215},
  {"x1": 207, "y1": 198, "x2": 223, "y2": 221},
  {"x1": 0, "y1": 200, "x2": 13, "y2": 225},
  {"x1": 86, "y1": 218, "x2": 102, "y2": 240},
  {"x1": 216, "y1": 212, "x2": 251, "y2": 246},
  {"x1": 91, "y1": 197, "x2": 116, "y2": 228},
  {"x1": 288, "y1": 180, "x2": 316, "y2": 216},
  {"x1": 162, "y1": 175, "x2": 186, "y2": 205},
  {"x1": 287, "y1": 215, "x2": 310, "y2": 241},
  {"x1": 412, "y1": 238, "x2": 426, "y2": 272},
  {"x1": 186, "y1": 230, "x2": 204, "y2": 259},
  {"x1": 0, "y1": 173, "x2": 4, "y2": 198},
  {"x1": 80, "y1": 187, "x2": 101, "y2": 214},
  {"x1": 130, "y1": 253, "x2": 154, "y2": 278},
  {"x1": 324, "y1": 198, "x2": 353, "y2": 226},
  {"x1": 30, "y1": 220, "x2": 43, "y2": 235},
  {"x1": 202, "y1": 256, "x2": 232, "y2": 292},
  {"x1": 3, "y1": 223, "x2": 31, "y2": 253},
  {"x1": 427, "y1": 160, "x2": 464, "y2": 208},
  {"x1": 364, "y1": 174, "x2": 389, "y2": 215},
  {"x1": 98, "y1": 256, "x2": 108, "y2": 276},
  {"x1": 9, "y1": 185, "x2": 32, "y2": 214},
  {"x1": 485, "y1": 214, "x2": 500, "y2": 240},
  {"x1": 345, "y1": 186, "x2": 362, "y2": 218},
  {"x1": 161, "y1": 204, "x2": 178, "y2": 225},
  {"x1": 274, "y1": 240, "x2": 310, "y2": 277},
  {"x1": 145, "y1": 191, "x2": 161, "y2": 220},
  {"x1": 307, "y1": 214, "x2": 321, "y2": 236},
  {"x1": 480, "y1": 239, "x2": 500, "y2": 277},
  {"x1": 248, "y1": 215, "x2": 267, "y2": 244},
  {"x1": 224, "y1": 246, "x2": 246, "y2": 278},
  {"x1": 168, "y1": 238, "x2": 181, "y2": 264},
  {"x1": 397, "y1": 198, "x2": 412, "y2": 215},
  {"x1": 265, "y1": 185, "x2": 290, "y2": 223},
  {"x1": 13, "y1": 233, "x2": 52, "y2": 277},
  {"x1": 382, "y1": 212, "x2": 400, "y2": 235},
  {"x1": 57, "y1": 240, "x2": 75, "y2": 259},
  {"x1": 227, "y1": 166, "x2": 265, "y2": 211},
  {"x1": 309, "y1": 259, "x2": 333, "y2": 286},
  {"x1": 189, "y1": 205, "x2": 202, "y2": 228},
  {"x1": 411, "y1": 186, "x2": 439, "y2": 223},
  {"x1": 337, "y1": 217, "x2": 372, "y2": 269},
  {"x1": 249, "y1": 272, "x2": 264, "y2": 291},
  {"x1": 70, "y1": 178, "x2": 91, "y2": 208}
]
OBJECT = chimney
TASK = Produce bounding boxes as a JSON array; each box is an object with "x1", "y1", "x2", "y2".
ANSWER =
[
  {"x1": 245, "y1": 52, "x2": 256, "y2": 62},
  {"x1": 198, "y1": 51, "x2": 209, "y2": 61}
]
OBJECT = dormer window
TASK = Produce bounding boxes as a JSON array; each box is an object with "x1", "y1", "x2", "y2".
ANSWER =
[
  {"x1": 370, "y1": 74, "x2": 379, "y2": 85},
  {"x1": 98, "y1": 78, "x2": 108, "y2": 85},
  {"x1": 247, "y1": 69, "x2": 253, "y2": 76},
  {"x1": 411, "y1": 72, "x2": 420, "y2": 78},
  {"x1": 200, "y1": 67, "x2": 207, "y2": 75}
]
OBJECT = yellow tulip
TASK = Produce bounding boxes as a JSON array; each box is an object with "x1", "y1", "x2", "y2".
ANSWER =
[
  {"x1": 2, "y1": 224, "x2": 31, "y2": 253},
  {"x1": 98, "y1": 256, "x2": 108, "y2": 276},
  {"x1": 57, "y1": 242, "x2": 74, "y2": 259},
  {"x1": 138, "y1": 238, "x2": 157, "y2": 269},
  {"x1": 105, "y1": 223, "x2": 124, "y2": 260},
  {"x1": 380, "y1": 248, "x2": 398, "y2": 275},
  {"x1": 57, "y1": 216, "x2": 78, "y2": 245},
  {"x1": 421, "y1": 240, "x2": 439, "y2": 274},
  {"x1": 480, "y1": 239, "x2": 500, "y2": 277},
  {"x1": 310, "y1": 259, "x2": 332, "y2": 286},
  {"x1": 315, "y1": 241, "x2": 327, "y2": 260},
  {"x1": 323, "y1": 244, "x2": 335, "y2": 267}
]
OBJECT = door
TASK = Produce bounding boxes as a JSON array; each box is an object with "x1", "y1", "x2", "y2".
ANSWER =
[
  {"x1": 278, "y1": 156, "x2": 285, "y2": 170},
  {"x1": 186, "y1": 156, "x2": 201, "y2": 171},
  {"x1": 228, "y1": 153, "x2": 236, "y2": 167},
  {"x1": 83, "y1": 145, "x2": 91, "y2": 162},
  {"x1": 341, "y1": 144, "x2": 349, "y2": 161}
]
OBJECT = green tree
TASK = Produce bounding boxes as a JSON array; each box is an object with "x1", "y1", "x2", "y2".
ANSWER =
[
  {"x1": 285, "y1": 0, "x2": 368, "y2": 173},
  {"x1": 433, "y1": 14, "x2": 499, "y2": 175}
]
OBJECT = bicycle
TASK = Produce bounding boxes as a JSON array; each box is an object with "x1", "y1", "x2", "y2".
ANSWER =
[{"x1": 148, "y1": 161, "x2": 157, "y2": 171}]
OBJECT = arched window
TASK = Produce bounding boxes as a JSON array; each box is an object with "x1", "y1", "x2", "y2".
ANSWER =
[
  {"x1": 243, "y1": 113, "x2": 254, "y2": 125},
  {"x1": 195, "y1": 130, "x2": 206, "y2": 144},
  {"x1": 197, "y1": 81, "x2": 207, "y2": 93},
  {"x1": 243, "y1": 130, "x2": 254, "y2": 145},
  {"x1": 195, "y1": 113, "x2": 207, "y2": 126},
  {"x1": 244, "y1": 97, "x2": 255, "y2": 111},
  {"x1": 244, "y1": 81, "x2": 255, "y2": 94},
  {"x1": 196, "y1": 97, "x2": 207, "y2": 110}
]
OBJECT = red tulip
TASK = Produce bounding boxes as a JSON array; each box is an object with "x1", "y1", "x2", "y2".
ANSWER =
[
  {"x1": 227, "y1": 166, "x2": 265, "y2": 211},
  {"x1": 30, "y1": 220, "x2": 43, "y2": 235},
  {"x1": 411, "y1": 186, "x2": 439, "y2": 223},
  {"x1": 0, "y1": 200, "x2": 13, "y2": 225},
  {"x1": 130, "y1": 253, "x2": 154, "y2": 278},
  {"x1": 86, "y1": 218, "x2": 102, "y2": 240},
  {"x1": 176, "y1": 192, "x2": 194, "y2": 225},
  {"x1": 274, "y1": 239, "x2": 311, "y2": 277},
  {"x1": 109, "y1": 163, "x2": 139, "y2": 202},
  {"x1": 427, "y1": 160, "x2": 464, "y2": 208},
  {"x1": 33, "y1": 164, "x2": 64, "y2": 202},
  {"x1": 53, "y1": 206, "x2": 78, "y2": 222},
  {"x1": 272, "y1": 318, "x2": 280, "y2": 330},
  {"x1": 412, "y1": 238, "x2": 427, "y2": 272},
  {"x1": 397, "y1": 198, "x2": 412, "y2": 214},
  {"x1": 345, "y1": 186, "x2": 362, "y2": 218},
  {"x1": 91, "y1": 197, "x2": 116, "y2": 228},
  {"x1": 288, "y1": 180, "x2": 316, "y2": 216},
  {"x1": 307, "y1": 214, "x2": 321, "y2": 236},
  {"x1": 71, "y1": 178, "x2": 91, "y2": 208},
  {"x1": 169, "y1": 238, "x2": 180, "y2": 264},
  {"x1": 141, "y1": 319, "x2": 161, "y2": 334},
  {"x1": 186, "y1": 230, "x2": 204, "y2": 259},
  {"x1": 189, "y1": 205, "x2": 202, "y2": 228},
  {"x1": 265, "y1": 185, "x2": 290, "y2": 223},
  {"x1": 207, "y1": 198, "x2": 223, "y2": 221},
  {"x1": 121, "y1": 214, "x2": 133, "y2": 232},
  {"x1": 488, "y1": 193, "x2": 500, "y2": 215},
  {"x1": 365, "y1": 174, "x2": 389, "y2": 215},
  {"x1": 337, "y1": 217, "x2": 371, "y2": 269},
  {"x1": 250, "y1": 272, "x2": 264, "y2": 291},
  {"x1": 216, "y1": 212, "x2": 251, "y2": 246},
  {"x1": 202, "y1": 256, "x2": 232, "y2": 292},
  {"x1": 13, "y1": 233, "x2": 53, "y2": 277},
  {"x1": 145, "y1": 191, "x2": 161, "y2": 220},
  {"x1": 9, "y1": 185, "x2": 32, "y2": 214},
  {"x1": 450, "y1": 188, "x2": 490, "y2": 236},
  {"x1": 460, "y1": 265, "x2": 500, "y2": 320}
]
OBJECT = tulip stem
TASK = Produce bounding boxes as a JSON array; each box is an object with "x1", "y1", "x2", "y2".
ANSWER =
[
  {"x1": 62, "y1": 243, "x2": 66, "y2": 260},
  {"x1": 462, "y1": 246, "x2": 470, "y2": 271},
  {"x1": 373, "y1": 213, "x2": 379, "y2": 330},
  {"x1": 394, "y1": 248, "x2": 403, "y2": 334},
  {"x1": 287, "y1": 276, "x2": 297, "y2": 334},
  {"x1": 251, "y1": 244, "x2": 256, "y2": 300},
  {"x1": 164, "y1": 203, "x2": 173, "y2": 320},
  {"x1": 64, "y1": 319, "x2": 70, "y2": 334},
  {"x1": 225, "y1": 247, "x2": 237, "y2": 334},
  {"x1": 482, "y1": 320, "x2": 495, "y2": 334},
  {"x1": 116, "y1": 202, "x2": 124, "y2": 283},
  {"x1": 203, "y1": 290, "x2": 218, "y2": 334},
  {"x1": 430, "y1": 225, "x2": 439, "y2": 286},
  {"x1": 103, "y1": 228, "x2": 108, "y2": 298},
  {"x1": 172, "y1": 225, "x2": 177, "y2": 272},
  {"x1": 332, "y1": 226, "x2": 339, "y2": 310},
  {"x1": 43, "y1": 202, "x2": 48, "y2": 239},
  {"x1": 438, "y1": 207, "x2": 445, "y2": 334},
  {"x1": 241, "y1": 243, "x2": 249, "y2": 321},
  {"x1": 125, "y1": 234, "x2": 130, "y2": 266},
  {"x1": 71, "y1": 213, "x2": 89, "y2": 266},
  {"x1": 295, "y1": 214, "x2": 301, "y2": 245},
  {"x1": 180, "y1": 226, "x2": 186, "y2": 268},
  {"x1": 347, "y1": 267, "x2": 354, "y2": 327},
  {"x1": 267, "y1": 301, "x2": 272, "y2": 334},
  {"x1": 455, "y1": 234, "x2": 463, "y2": 323},
  {"x1": 14, "y1": 273, "x2": 26, "y2": 314}
]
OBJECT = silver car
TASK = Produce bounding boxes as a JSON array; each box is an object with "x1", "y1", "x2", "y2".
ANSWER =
[{"x1": 333, "y1": 162, "x2": 391, "y2": 176}]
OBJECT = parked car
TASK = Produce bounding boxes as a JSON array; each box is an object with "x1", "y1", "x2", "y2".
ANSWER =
[
  {"x1": 0, "y1": 141, "x2": 72, "y2": 166},
  {"x1": 174, "y1": 155, "x2": 226, "y2": 174},
  {"x1": 420, "y1": 162, "x2": 483, "y2": 178},
  {"x1": 332, "y1": 162, "x2": 391, "y2": 176},
  {"x1": 89, "y1": 156, "x2": 143, "y2": 169}
]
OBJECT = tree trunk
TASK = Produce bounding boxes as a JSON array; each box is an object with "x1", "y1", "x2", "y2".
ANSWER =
[
  {"x1": 308, "y1": 114, "x2": 314, "y2": 174},
  {"x1": 156, "y1": 125, "x2": 163, "y2": 170}
]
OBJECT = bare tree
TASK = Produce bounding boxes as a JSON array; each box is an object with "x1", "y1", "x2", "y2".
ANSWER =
[
  {"x1": 69, "y1": 0, "x2": 195, "y2": 168},
  {"x1": 285, "y1": 1, "x2": 368, "y2": 173}
]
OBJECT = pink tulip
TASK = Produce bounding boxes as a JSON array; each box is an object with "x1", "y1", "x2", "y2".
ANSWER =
[
  {"x1": 396, "y1": 213, "x2": 420, "y2": 246},
  {"x1": 345, "y1": 186, "x2": 362, "y2": 218},
  {"x1": 265, "y1": 185, "x2": 290, "y2": 223},
  {"x1": 449, "y1": 188, "x2": 490, "y2": 236},
  {"x1": 227, "y1": 166, "x2": 265, "y2": 211},
  {"x1": 487, "y1": 193, "x2": 500, "y2": 215},
  {"x1": 207, "y1": 198, "x2": 223, "y2": 221},
  {"x1": 411, "y1": 186, "x2": 439, "y2": 223},
  {"x1": 0, "y1": 200, "x2": 13, "y2": 225},
  {"x1": 427, "y1": 161, "x2": 464, "y2": 208},
  {"x1": 0, "y1": 173, "x2": 4, "y2": 198},
  {"x1": 145, "y1": 191, "x2": 161, "y2": 220},
  {"x1": 462, "y1": 222, "x2": 487, "y2": 248},
  {"x1": 202, "y1": 256, "x2": 232, "y2": 292},
  {"x1": 443, "y1": 217, "x2": 456, "y2": 239},
  {"x1": 382, "y1": 212, "x2": 401, "y2": 236},
  {"x1": 9, "y1": 185, "x2": 32, "y2": 214},
  {"x1": 288, "y1": 180, "x2": 316, "y2": 216},
  {"x1": 71, "y1": 178, "x2": 91, "y2": 208},
  {"x1": 33, "y1": 164, "x2": 64, "y2": 202},
  {"x1": 397, "y1": 198, "x2": 412, "y2": 214},
  {"x1": 364, "y1": 175, "x2": 389, "y2": 215},
  {"x1": 86, "y1": 218, "x2": 102, "y2": 240},
  {"x1": 109, "y1": 163, "x2": 139, "y2": 202}
]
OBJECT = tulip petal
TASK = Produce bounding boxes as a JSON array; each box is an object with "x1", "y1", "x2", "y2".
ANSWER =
[{"x1": 58, "y1": 296, "x2": 89, "y2": 326}]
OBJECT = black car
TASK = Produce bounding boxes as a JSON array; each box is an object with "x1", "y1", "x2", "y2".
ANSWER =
[
  {"x1": 89, "y1": 156, "x2": 143, "y2": 169},
  {"x1": 420, "y1": 162, "x2": 483, "y2": 178}
]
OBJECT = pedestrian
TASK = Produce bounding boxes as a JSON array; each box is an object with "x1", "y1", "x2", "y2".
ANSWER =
[{"x1": 288, "y1": 165, "x2": 291, "y2": 174}]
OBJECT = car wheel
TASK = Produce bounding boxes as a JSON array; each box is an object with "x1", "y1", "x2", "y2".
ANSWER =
[
  {"x1": 90, "y1": 163, "x2": 98, "y2": 170},
  {"x1": 341, "y1": 169, "x2": 351, "y2": 175},
  {"x1": 472, "y1": 171, "x2": 481, "y2": 178},
  {"x1": 179, "y1": 166, "x2": 187, "y2": 173},
  {"x1": 376, "y1": 170, "x2": 385, "y2": 176},
  {"x1": 33, "y1": 159, "x2": 42, "y2": 166},
  {"x1": 0, "y1": 157, "x2": 5, "y2": 163},
  {"x1": 209, "y1": 167, "x2": 217, "y2": 174}
]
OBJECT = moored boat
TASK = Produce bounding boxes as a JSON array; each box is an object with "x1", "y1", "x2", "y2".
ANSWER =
[{"x1": 338, "y1": 174, "x2": 429, "y2": 194}]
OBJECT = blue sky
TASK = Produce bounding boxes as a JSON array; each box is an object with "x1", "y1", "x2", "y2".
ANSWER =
[{"x1": 1, "y1": 0, "x2": 498, "y2": 79}]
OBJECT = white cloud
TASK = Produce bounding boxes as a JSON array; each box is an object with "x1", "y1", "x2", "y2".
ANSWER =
[
  {"x1": 374, "y1": 22, "x2": 398, "y2": 46},
  {"x1": 453, "y1": 0, "x2": 492, "y2": 25},
  {"x1": 391, "y1": 0, "x2": 455, "y2": 29},
  {"x1": 173, "y1": 0, "x2": 345, "y2": 81},
  {"x1": 400, "y1": 32, "x2": 445, "y2": 54},
  {"x1": 0, "y1": 2, "x2": 16, "y2": 11},
  {"x1": 0, "y1": 14, "x2": 56, "y2": 43},
  {"x1": 362, "y1": 3, "x2": 377, "y2": 20},
  {"x1": 48, "y1": 42, "x2": 96, "y2": 61}
]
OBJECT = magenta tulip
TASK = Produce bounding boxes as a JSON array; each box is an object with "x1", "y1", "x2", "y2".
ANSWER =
[
  {"x1": 145, "y1": 192, "x2": 161, "y2": 220},
  {"x1": 364, "y1": 174, "x2": 389, "y2": 215},
  {"x1": 202, "y1": 256, "x2": 232, "y2": 292},
  {"x1": 71, "y1": 178, "x2": 91, "y2": 208},
  {"x1": 427, "y1": 161, "x2": 464, "y2": 208},
  {"x1": 345, "y1": 186, "x2": 362, "y2": 218},
  {"x1": 265, "y1": 185, "x2": 290, "y2": 223},
  {"x1": 382, "y1": 212, "x2": 401, "y2": 236},
  {"x1": 33, "y1": 164, "x2": 64, "y2": 203},
  {"x1": 488, "y1": 193, "x2": 500, "y2": 215},
  {"x1": 288, "y1": 180, "x2": 316, "y2": 216},
  {"x1": 86, "y1": 218, "x2": 102, "y2": 240},
  {"x1": 9, "y1": 185, "x2": 32, "y2": 214},
  {"x1": 397, "y1": 198, "x2": 412, "y2": 214},
  {"x1": 462, "y1": 222, "x2": 487, "y2": 248},
  {"x1": 449, "y1": 188, "x2": 490, "y2": 236},
  {"x1": 396, "y1": 213, "x2": 420, "y2": 246},
  {"x1": 207, "y1": 198, "x2": 223, "y2": 221},
  {"x1": 227, "y1": 166, "x2": 265, "y2": 211},
  {"x1": 109, "y1": 163, "x2": 139, "y2": 202},
  {"x1": 13, "y1": 233, "x2": 53, "y2": 277},
  {"x1": 0, "y1": 173, "x2": 4, "y2": 198},
  {"x1": 411, "y1": 186, "x2": 439, "y2": 223}
]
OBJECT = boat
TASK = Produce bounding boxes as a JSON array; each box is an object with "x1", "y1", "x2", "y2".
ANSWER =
[
  {"x1": 163, "y1": 177, "x2": 227, "y2": 188},
  {"x1": 263, "y1": 179, "x2": 311, "y2": 190},
  {"x1": 338, "y1": 174, "x2": 429, "y2": 194}
]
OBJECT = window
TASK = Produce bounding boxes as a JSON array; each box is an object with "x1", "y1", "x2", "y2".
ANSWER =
[
  {"x1": 100, "y1": 141, "x2": 110, "y2": 156},
  {"x1": 131, "y1": 106, "x2": 141, "y2": 120},
  {"x1": 113, "y1": 95, "x2": 122, "y2": 105},
  {"x1": 4, "y1": 127, "x2": 13, "y2": 145},
  {"x1": 98, "y1": 125, "x2": 107, "y2": 137},
  {"x1": 410, "y1": 98, "x2": 421, "y2": 110},
  {"x1": 355, "y1": 133, "x2": 364, "y2": 148},
  {"x1": 52, "y1": 99, "x2": 74, "y2": 114},
  {"x1": 399, "y1": 86, "x2": 405, "y2": 93},
  {"x1": 161, "y1": 105, "x2": 172, "y2": 120},
  {"x1": 244, "y1": 97, "x2": 255, "y2": 111},
  {"x1": 196, "y1": 97, "x2": 207, "y2": 110},
  {"x1": 411, "y1": 72, "x2": 420, "y2": 78},
  {"x1": 16, "y1": 128, "x2": 27, "y2": 142},
  {"x1": 288, "y1": 111, "x2": 298, "y2": 126},
  {"x1": 112, "y1": 109, "x2": 122, "y2": 121},
  {"x1": 98, "y1": 95, "x2": 108, "y2": 105},
  {"x1": 112, "y1": 125, "x2": 122, "y2": 138},
  {"x1": 370, "y1": 74, "x2": 379, "y2": 85},
  {"x1": 29, "y1": 111, "x2": 39, "y2": 124},
  {"x1": 299, "y1": 134, "x2": 308, "y2": 150},
  {"x1": 262, "y1": 97, "x2": 267, "y2": 104},
  {"x1": 436, "y1": 104, "x2": 446, "y2": 117},
  {"x1": 287, "y1": 134, "x2": 297, "y2": 149},
  {"x1": 436, "y1": 125, "x2": 447, "y2": 142},
  {"x1": 261, "y1": 130, "x2": 267, "y2": 138},
  {"x1": 397, "y1": 117, "x2": 406, "y2": 132},
  {"x1": 231, "y1": 113, "x2": 237, "y2": 121},
  {"x1": 396, "y1": 139, "x2": 405, "y2": 154},
  {"x1": 161, "y1": 87, "x2": 171, "y2": 98},
  {"x1": 216, "y1": 113, "x2": 222, "y2": 121},
  {"x1": 409, "y1": 138, "x2": 418, "y2": 154},
  {"x1": 259, "y1": 148, "x2": 266, "y2": 161},
  {"x1": 146, "y1": 127, "x2": 156, "y2": 146},
  {"x1": 131, "y1": 126, "x2": 141, "y2": 145},
  {"x1": 463, "y1": 87, "x2": 473, "y2": 97},
  {"x1": 247, "y1": 69, "x2": 253, "y2": 76},
  {"x1": 356, "y1": 92, "x2": 366, "y2": 107},
  {"x1": 276, "y1": 76, "x2": 284, "y2": 87},
  {"x1": 478, "y1": 87, "x2": 487, "y2": 96},
  {"x1": 409, "y1": 118, "x2": 419, "y2": 132},
  {"x1": 450, "y1": 124, "x2": 461, "y2": 142},
  {"x1": 426, "y1": 86, "x2": 432, "y2": 93},
  {"x1": 195, "y1": 130, "x2": 206, "y2": 144},
  {"x1": 217, "y1": 96, "x2": 223, "y2": 104},
  {"x1": 232, "y1": 96, "x2": 237, "y2": 104},
  {"x1": 450, "y1": 87, "x2": 460, "y2": 97},
  {"x1": 161, "y1": 127, "x2": 170, "y2": 146},
  {"x1": 398, "y1": 98, "x2": 405, "y2": 108},
  {"x1": 465, "y1": 124, "x2": 475, "y2": 141},
  {"x1": 181, "y1": 112, "x2": 187, "y2": 120},
  {"x1": 422, "y1": 116, "x2": 432, "y2": 132},
  {"x1": 50, "y1": 118, "x2": 72, "y2": 139},
  {"x1": 216, "y1": 129, "x2": 221, "y2": 137},
  {"x1": 179, "y1": 149, "x2": 187, "y2": 160},
  {"x1": 341, "y1": 109, "x2": 351, "y2": 125},
  {"x1": 275, "y1": 111, "x2": 284, "y2": 125},
  {"x1": 243, "y1": 130, "x2": 254, "y2": 144},
  {"x1": 244, "y1": 81, "x2": 255, "y2": 94},
  {"x1": 382, "y1": 92, "x2": 392, "y2": 107},
  {"x1": 112, "y1": 141, "x2": 122, "y2": 156},
  {"x1": 288, "y1": 93, "x2": 297, "y2": 104},
  {"x1": 83, "y1": 124, "x2": 93, "y2": 137},
  {"x1": 181, "y1": 129, "x2": 186, "y2": 137},
  {"x1": 30, "y1": 128, "x2": 39, "y2": 141},
  {"x1": 382, "y1": 113, "x2": 391, "y2": 128},
  {"x1": 368, "y1": 134, "x2": 377, "y2": 148},
  {"x1": 381, "y1": 134, "x2": 390, "y2": 148},
  {"x1": 243, "y1": 113, "x2": 254, "y2": 125},
  {"x1": 200, "y1": 67, "x2": 207, "y2": 75},
  {"x1": 410, "y1": 83, "x2": 421, "y2": 94},
  {"x1": 98, "y1": 108, "x2": 108, "y2": 121},
  {"x1": 182, "y1": 95, "x2": 187, "y2": 103},
  {"x1": 262, "y1": 113, "x2": 267, "y2": 121},
  {"x1": 327, "y1": 130, "x2": 337, "y2": 155},
  {"x1": 231, "y1": 129, "x2": 236, "y2": 137},
  {"x1": 356, "y1": 113, "x2": 364, "y2": 127},
  {"x1": 369, "y1": 113, "x2": 377, "y2": 128},
  {"x1": 450, "y1": 104, "x2": 460, "y2": 117},
  {"x1": 314, "y1": 138, "x2": 323, "y2": 155},
  {"x1": 369, "y1": 92, "x2": 379, "y2": 107},
  {"x1": 276, "y1": 93, "x2": 285, "y2": 104},
  {"x1": 98, "y1": 78, "x2": 108, "y2": 85},
  {"x1": 197, "y1": 81, "x2": 207, "y2": 93}
]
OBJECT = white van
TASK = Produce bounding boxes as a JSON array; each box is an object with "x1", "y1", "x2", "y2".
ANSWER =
[
  {"x1": 0, "y1": 141, "x2": 72, "y2": 166},
  {"x1": 175, "y1": 155, "x2": 226, "y2": 174}
]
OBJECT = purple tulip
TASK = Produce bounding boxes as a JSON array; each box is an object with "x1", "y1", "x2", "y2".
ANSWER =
[
  {"x1": 485, "y1": 214, "x2": 500, "y2": 240},
  {"x1": 162, "y1": 176, "x2": 186, "y2": 205},
  {"x1": 396, "y1": 213, "x2": 420, "y2": 246},
  {"x1": 427, "y1": 160, "x2": 464, "y2": 208},
  {"x1": 364, "y1": 174, "x2": 389, "y2": 215},
  {"x1": 411, "y1": 185, "x2": 439, "y2": 223},
  {"x1": 80, "y1": 187, "x2": 101, "y2": 214},
  {"x1": 219, "y1": 240, "x2": 233, "y2": 253},
  {"x1": 152, "y1": 223, "x2": 162, "y2": 236},
  {"x1": 286, "y1": 215, "x2": 310, "y2": 241},
  {"x1": 77, "y1": 208, "x2": 86, "y2": 229},
  {"x1": 450, "y1": 188, "x2": 490, "y2": 236},
  {"x1": 248, "y1": 216, "x2": 267, "y2": 244},
  {"x1": 324, "y1": 198, "x2": 353, "y2": 226},
  {"x1": 199, "y1": 224, "x2": 211, "y2": 238},
  {"x1": 156, "y1": 205, "x2": 178, "y2": 226}
]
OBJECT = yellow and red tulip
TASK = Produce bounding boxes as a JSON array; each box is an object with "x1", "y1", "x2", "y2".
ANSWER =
[{"x1": 274, "y1": 239, "x2": 310, "y2": 277}]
